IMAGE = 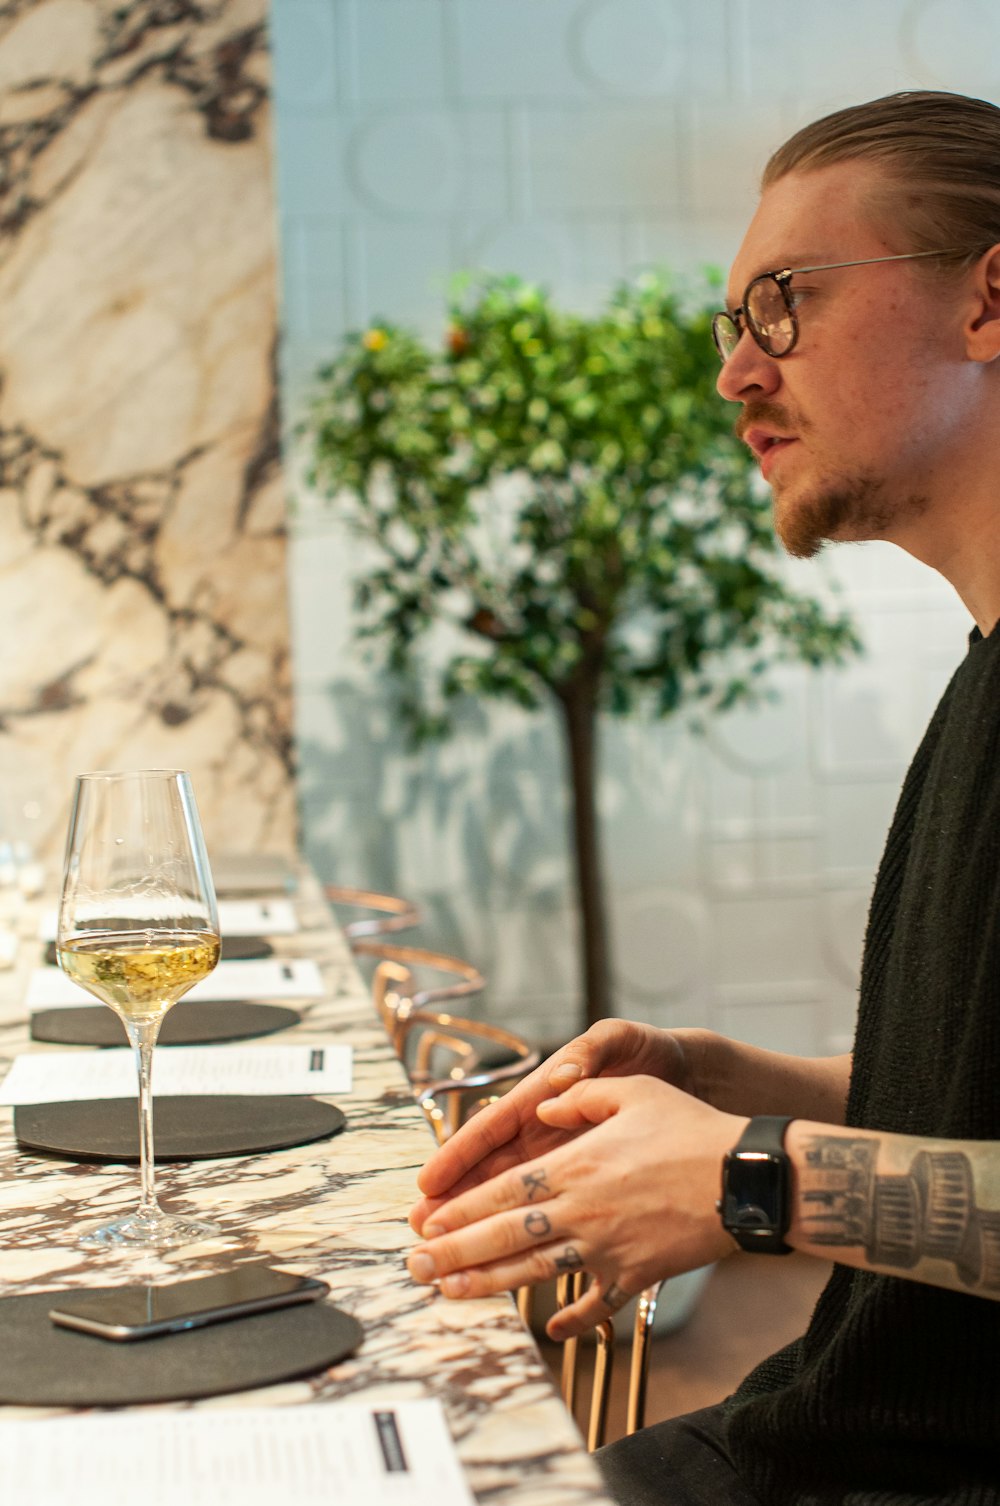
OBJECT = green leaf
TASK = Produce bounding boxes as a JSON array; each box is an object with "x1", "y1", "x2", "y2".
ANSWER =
[{"x1": 301, "y1": 270, "x2": 863, "y2": 743}]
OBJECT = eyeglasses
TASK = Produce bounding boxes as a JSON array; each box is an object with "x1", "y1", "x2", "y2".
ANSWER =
[{"x1": 712, "y1": 249, "x2": 965, "y2": 363}]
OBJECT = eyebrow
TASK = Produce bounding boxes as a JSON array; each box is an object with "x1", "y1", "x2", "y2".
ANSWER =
[{"x1": 750, "y1": 253, "x2": 830, "y2": 281}]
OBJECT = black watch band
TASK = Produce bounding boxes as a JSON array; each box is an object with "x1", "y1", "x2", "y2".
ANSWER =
[{"x1": 718, "y1": 1115, "x2": 794, "y2": 1255}]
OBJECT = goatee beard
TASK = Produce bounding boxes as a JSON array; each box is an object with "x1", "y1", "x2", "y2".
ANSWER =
[
  {"x1": 735, "y1": 403, "x2": 930, "y2": 557},
  {"x1": 774, "y1": 471, "x2": 929, "y2": 558}
]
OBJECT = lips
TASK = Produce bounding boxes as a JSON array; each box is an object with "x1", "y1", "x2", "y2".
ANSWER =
[
  {"x1": 744, "y1": 428, "x2": 794, "y2": 461},
  {"x1": 743, "y1": 428, "x2": 798, "y2": 481}
]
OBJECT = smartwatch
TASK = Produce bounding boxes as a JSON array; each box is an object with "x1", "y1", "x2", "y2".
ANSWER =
[{"x1": 718, "y1": 1116, "x2": 794, "y2": 1254}]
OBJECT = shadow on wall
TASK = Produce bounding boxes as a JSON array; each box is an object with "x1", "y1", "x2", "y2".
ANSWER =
[
  {"x1": 297, "y1": 674, "x2": 709, "y2": 1039},
  {"x1": 297, "y1": 676, "x2": 577, "y2": 980}
]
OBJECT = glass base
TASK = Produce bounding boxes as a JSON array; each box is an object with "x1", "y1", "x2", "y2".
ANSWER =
[{"x1": 79, "y1": 1210, "x2": 221, "y2": 1250}]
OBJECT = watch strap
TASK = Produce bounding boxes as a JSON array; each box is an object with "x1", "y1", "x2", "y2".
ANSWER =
[
  {"x1": 734, "y1": 1115, "x2": 794, "y2": 1155},
  {"x1": 721, "y1": 1115, "x2": 794, "y2": 1255}
]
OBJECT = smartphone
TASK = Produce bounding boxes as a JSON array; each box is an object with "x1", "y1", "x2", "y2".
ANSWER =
[{"x1": 48, "y1": 1264, "x2": 330, "y2": 1342}]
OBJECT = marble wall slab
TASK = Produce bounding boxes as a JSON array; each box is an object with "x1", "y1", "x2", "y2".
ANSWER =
[{"x1": 0, "y1": 0, "x2": 294, "y2": 863}]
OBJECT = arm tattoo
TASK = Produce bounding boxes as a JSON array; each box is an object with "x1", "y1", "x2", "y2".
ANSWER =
[
  {"x1": 522, "y1": 1168, "x2": 551, "y2": 1201},
  {"x1": 801, "y1": 1134, "x2": 1000, "y2": 1293},
  {"x1": 524, "y1": 1210, "x2": 551, "y2": 1238},
  {"x1": 554, "y1": 1245, "x2": 584, "y2": 1274},
  {"x1": 602, "y1": 1281, "x2": 629, "y2": 1311}
]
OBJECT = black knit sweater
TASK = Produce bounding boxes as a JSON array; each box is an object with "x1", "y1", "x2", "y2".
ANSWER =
[{"x1": 724, "y1": 624, "x2": 1000, "y2": 1505}]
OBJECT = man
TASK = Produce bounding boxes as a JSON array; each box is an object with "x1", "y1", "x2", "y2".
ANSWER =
[{"x1": 407, "y1": 91, "x2": 1000, "y2": 1504}]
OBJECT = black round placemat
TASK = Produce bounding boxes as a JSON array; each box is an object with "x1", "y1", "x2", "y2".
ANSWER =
[
  {"x1": 44, "y1": 935, "x2": 275, "y2": 967},
  {"x1": 30, "y1": 1001, "x2": 300, "y2": 1048},
  {"x1": 14, "y1": 1095, "x2": 346, "y2": 1163},
  {"x1": 221, "y1": 935, "x2": 274, "y2": 961},
  {"x1": 0, "y1": 1290, "x2": 363, "y2": 1406}
]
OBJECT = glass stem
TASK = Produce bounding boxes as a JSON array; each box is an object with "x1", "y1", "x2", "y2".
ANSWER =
[{"x1": 127, "y1": 1017, "x2": 163, "y2": 1219}]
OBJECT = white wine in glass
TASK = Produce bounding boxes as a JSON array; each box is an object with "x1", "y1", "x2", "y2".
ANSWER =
[{"x1": 56, "y1": 770, "x2": 221, "y2": 1249}]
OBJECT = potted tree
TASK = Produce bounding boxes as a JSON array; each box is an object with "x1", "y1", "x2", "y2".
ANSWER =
[{"x1": 303, "y1": 273, "x2": 860, "y2": 1030}]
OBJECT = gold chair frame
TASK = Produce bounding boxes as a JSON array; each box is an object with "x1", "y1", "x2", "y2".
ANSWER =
[
  {"x1": 366, "y1": 941, "x2": 662, "y2": 1450},
  {"x1": 361, "y1": 941, "x2": 487, "y2": 1034},
  {"x1": 323, "y1": 885, "x2": 423, "y2": 943},
  {"x1": 520, "y1": 1274, "x2": 662, "y2": 1451}
]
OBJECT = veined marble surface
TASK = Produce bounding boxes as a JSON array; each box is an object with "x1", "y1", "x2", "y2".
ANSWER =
[
  {"x1": 0, "y1": 0, "x2": 294, "y2": 860},
  {"x1": 0, "y1": 871, "x2": 612, "y2": 1506}
]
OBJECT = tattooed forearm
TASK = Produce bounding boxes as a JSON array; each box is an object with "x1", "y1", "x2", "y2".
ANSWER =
[
  {"x1": 524, "y1": 1211, "x2": 551, "y2": 1238},
  {"x1": 522, "y1": 1168, "x2": 550, "y2": 1201},
  {"x1": 800, "y1": 1134, "x2": 1000, "y2": 1293}
]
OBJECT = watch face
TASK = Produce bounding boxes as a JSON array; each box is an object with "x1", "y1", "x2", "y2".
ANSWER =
[{"x1": 723, "y1": 1151, "x2": 786, "y2": 1230}]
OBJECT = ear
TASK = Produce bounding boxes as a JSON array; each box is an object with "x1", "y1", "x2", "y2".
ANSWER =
[{"x1": 964, "y1": 244, "x2": 1000, "y2": 363}]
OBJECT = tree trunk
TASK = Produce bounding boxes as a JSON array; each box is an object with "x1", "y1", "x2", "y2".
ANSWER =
[{"x1": 556, "y1": 680, "x2": 613, "y2": 1030}]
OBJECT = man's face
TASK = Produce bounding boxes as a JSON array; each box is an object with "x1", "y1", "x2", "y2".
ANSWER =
[{"x1": 718, "y1": 160, "x2": 974, "y2": 558}]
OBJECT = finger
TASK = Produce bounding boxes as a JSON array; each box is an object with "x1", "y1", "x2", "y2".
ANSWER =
[
  {"x1": 543, "y1": 1021, "x2": 640, "y2": 1089},
  {"x1": 414, "y1": 1239, "x2": 591, "y2": 1302},
  {"x1": 546, "y1": 1278, "x2": 634, "y2": 1341},
  {"x1": 416, "y1": 1028, "x2": 634, "y2": 1201},
  {"x1": 410, "y1": 1153, "x2": 520, "y2": 1234},
  {"x1": 415, "y1": 1039, "x2": 610, "y2": 1201},
  {"x1": 408, "y1": 1198, "x2": 568, "y2": 1284},
  {"x1": 536, "y1": 1076, "x2": 633, "y2": 1130},
  {"x1": 415, "y1": 1051, "x2": 577, "y2": 1199},
  {"x1": 416, "y1": 1091, "x2": 532, "y2": 1198},
  {"x1": 409, "y1": 1193, "x2": 448, "y2": 1235},
  {"x1": 419, "y1": 1156, "x2": 563, "y2": 1241}
]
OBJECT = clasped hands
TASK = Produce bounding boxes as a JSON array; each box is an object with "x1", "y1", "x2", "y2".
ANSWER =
[{"x1": 407, "y1": 1020, "x2": 747, "y2": 1339}]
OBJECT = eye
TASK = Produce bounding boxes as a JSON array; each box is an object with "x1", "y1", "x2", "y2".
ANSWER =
[{"x1": 786, "y1": 284, "x2": 817, "y2": 310}]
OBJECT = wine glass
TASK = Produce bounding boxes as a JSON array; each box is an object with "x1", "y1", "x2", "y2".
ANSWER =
[{"x1": 56, "y1": 770, "x2": 221, "y2": 1249}]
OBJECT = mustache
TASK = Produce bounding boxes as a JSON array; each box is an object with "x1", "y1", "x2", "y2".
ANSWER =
[{"x1": 735, "y1": 402, "x2": 806, "y2": 443}]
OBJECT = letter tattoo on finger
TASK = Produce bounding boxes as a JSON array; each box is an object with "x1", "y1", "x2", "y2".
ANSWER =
[
  {"x1": 524, "y1": 1210, "x2": 552, "y2": 1238},
  {"x1": 602, "y1": 1282, "x2": 630, "y2": 1312},
  {"x1": 522, "y1": 1168, "x2": 551, "y2": 1202},
  {"x1": 554, "y1": 1246, "x2": 584, "y2": 1274}
]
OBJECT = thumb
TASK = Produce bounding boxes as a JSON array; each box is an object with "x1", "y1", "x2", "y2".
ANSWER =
[
  {"x1": 543, "y1": 1022, "x2": 624, "y2": 1091},
  {"x1": 536, "y1": 1076, "x2": 627, "y2": 1129}
]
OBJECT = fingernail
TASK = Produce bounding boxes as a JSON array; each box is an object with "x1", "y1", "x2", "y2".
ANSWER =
[
  {"x1": 550, "y1": 1063, "x2": 583, "y2": 1084},
  {"x1": 408, "y1": 1252, "x2": 435, "y2": 1282},
  {"x1": 423, "y1": 1222, "x2": 445, "y2": 1238},
  {"x1": 441, "y1": 1272, "x2": 470, "y2": 1296}
]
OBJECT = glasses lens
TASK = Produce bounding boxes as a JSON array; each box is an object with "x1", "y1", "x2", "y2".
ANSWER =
[
  {"x1": 712, "y1": 313, "x2": 741, "y2": 363},
  {"x1": 746, "y1": 275, "x2": 795, "y2": 356}
]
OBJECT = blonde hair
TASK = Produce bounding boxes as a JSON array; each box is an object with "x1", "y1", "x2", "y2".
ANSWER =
[{"x1": 763, "y1": 90, "x2": 1000, "y2": 268}]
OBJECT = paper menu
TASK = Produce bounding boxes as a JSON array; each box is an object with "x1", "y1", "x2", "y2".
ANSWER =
[
  {"x1": 0, "y1": 1400, "x2": 475, "y2": 1506},
  {"x1": 0, "y1": 1043, "x2": 353, "y2": 1105},
  {"x1": 26, "y1": 958, "x2": 326, "y2": 1010},
  {"x1": 38, "y1": 899, "x2": 300, "y2": 941},
  {"x1": 214, "y1": 899, "x2": 299, "y2": 934}
]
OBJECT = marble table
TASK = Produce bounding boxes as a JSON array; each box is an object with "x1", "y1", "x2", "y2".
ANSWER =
[{"x1": 0, "y1": 871, "x2": 613, "y2": 1505}]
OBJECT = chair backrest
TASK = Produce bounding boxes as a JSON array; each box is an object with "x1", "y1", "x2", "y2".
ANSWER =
[
  {"x1": 323, "y1": 885, "x2": 423, "y2": 943},
  {"x1": 360, "y1": 940, "x2": 486, "y2": 1018},
  {"x1": 517, "y1": 1266, "x2": 663, "y2": 1450},
  {"x1": 363, "y1": 937, "x2": 658, "y2": 1447},
  {"x1": 411, "y1": 1012, "x2": 542, "y2": 1140},
  {"x1": 365, "y1": 946, "x2": 538, "y2": 1141}
]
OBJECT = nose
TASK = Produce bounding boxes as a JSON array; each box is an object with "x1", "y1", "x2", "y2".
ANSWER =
[{"x1": 716, "y1": 331, "x2": 782, "y2": 404}]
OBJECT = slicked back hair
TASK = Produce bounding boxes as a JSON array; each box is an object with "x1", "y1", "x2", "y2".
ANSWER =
[{"x1": 762, "y1": 90, "x2": 1000, "y2": 270}]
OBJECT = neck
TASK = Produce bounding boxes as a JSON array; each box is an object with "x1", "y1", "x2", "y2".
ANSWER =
[{"x1": 890, "y1": 488, "x2": 1000, "y2": 638}]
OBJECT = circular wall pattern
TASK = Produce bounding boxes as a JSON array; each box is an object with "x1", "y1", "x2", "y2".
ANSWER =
[
  {"x1": 570, "y1": 0, "x2": 684, "y2": 94},
  {"x1": 349, "y1": 115, "x2": 459, "y2": 215},
  {"x1": 464, "y1": 222, "x2": 570, "y2": 285},
  {"x1": 900, "y1": 0, "x2": 1000, "y2": 92},
  {"x1": 613, "y1": 890, "x2": 706, "y2": 1004},
  {"x1": 706, "y1": 678, "x2": 807, "y2": 776}
]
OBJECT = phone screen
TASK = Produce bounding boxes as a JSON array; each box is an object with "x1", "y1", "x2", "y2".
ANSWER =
[{"x1": 49, "y1": 1264, "x2": 329, "y2": 1340}]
